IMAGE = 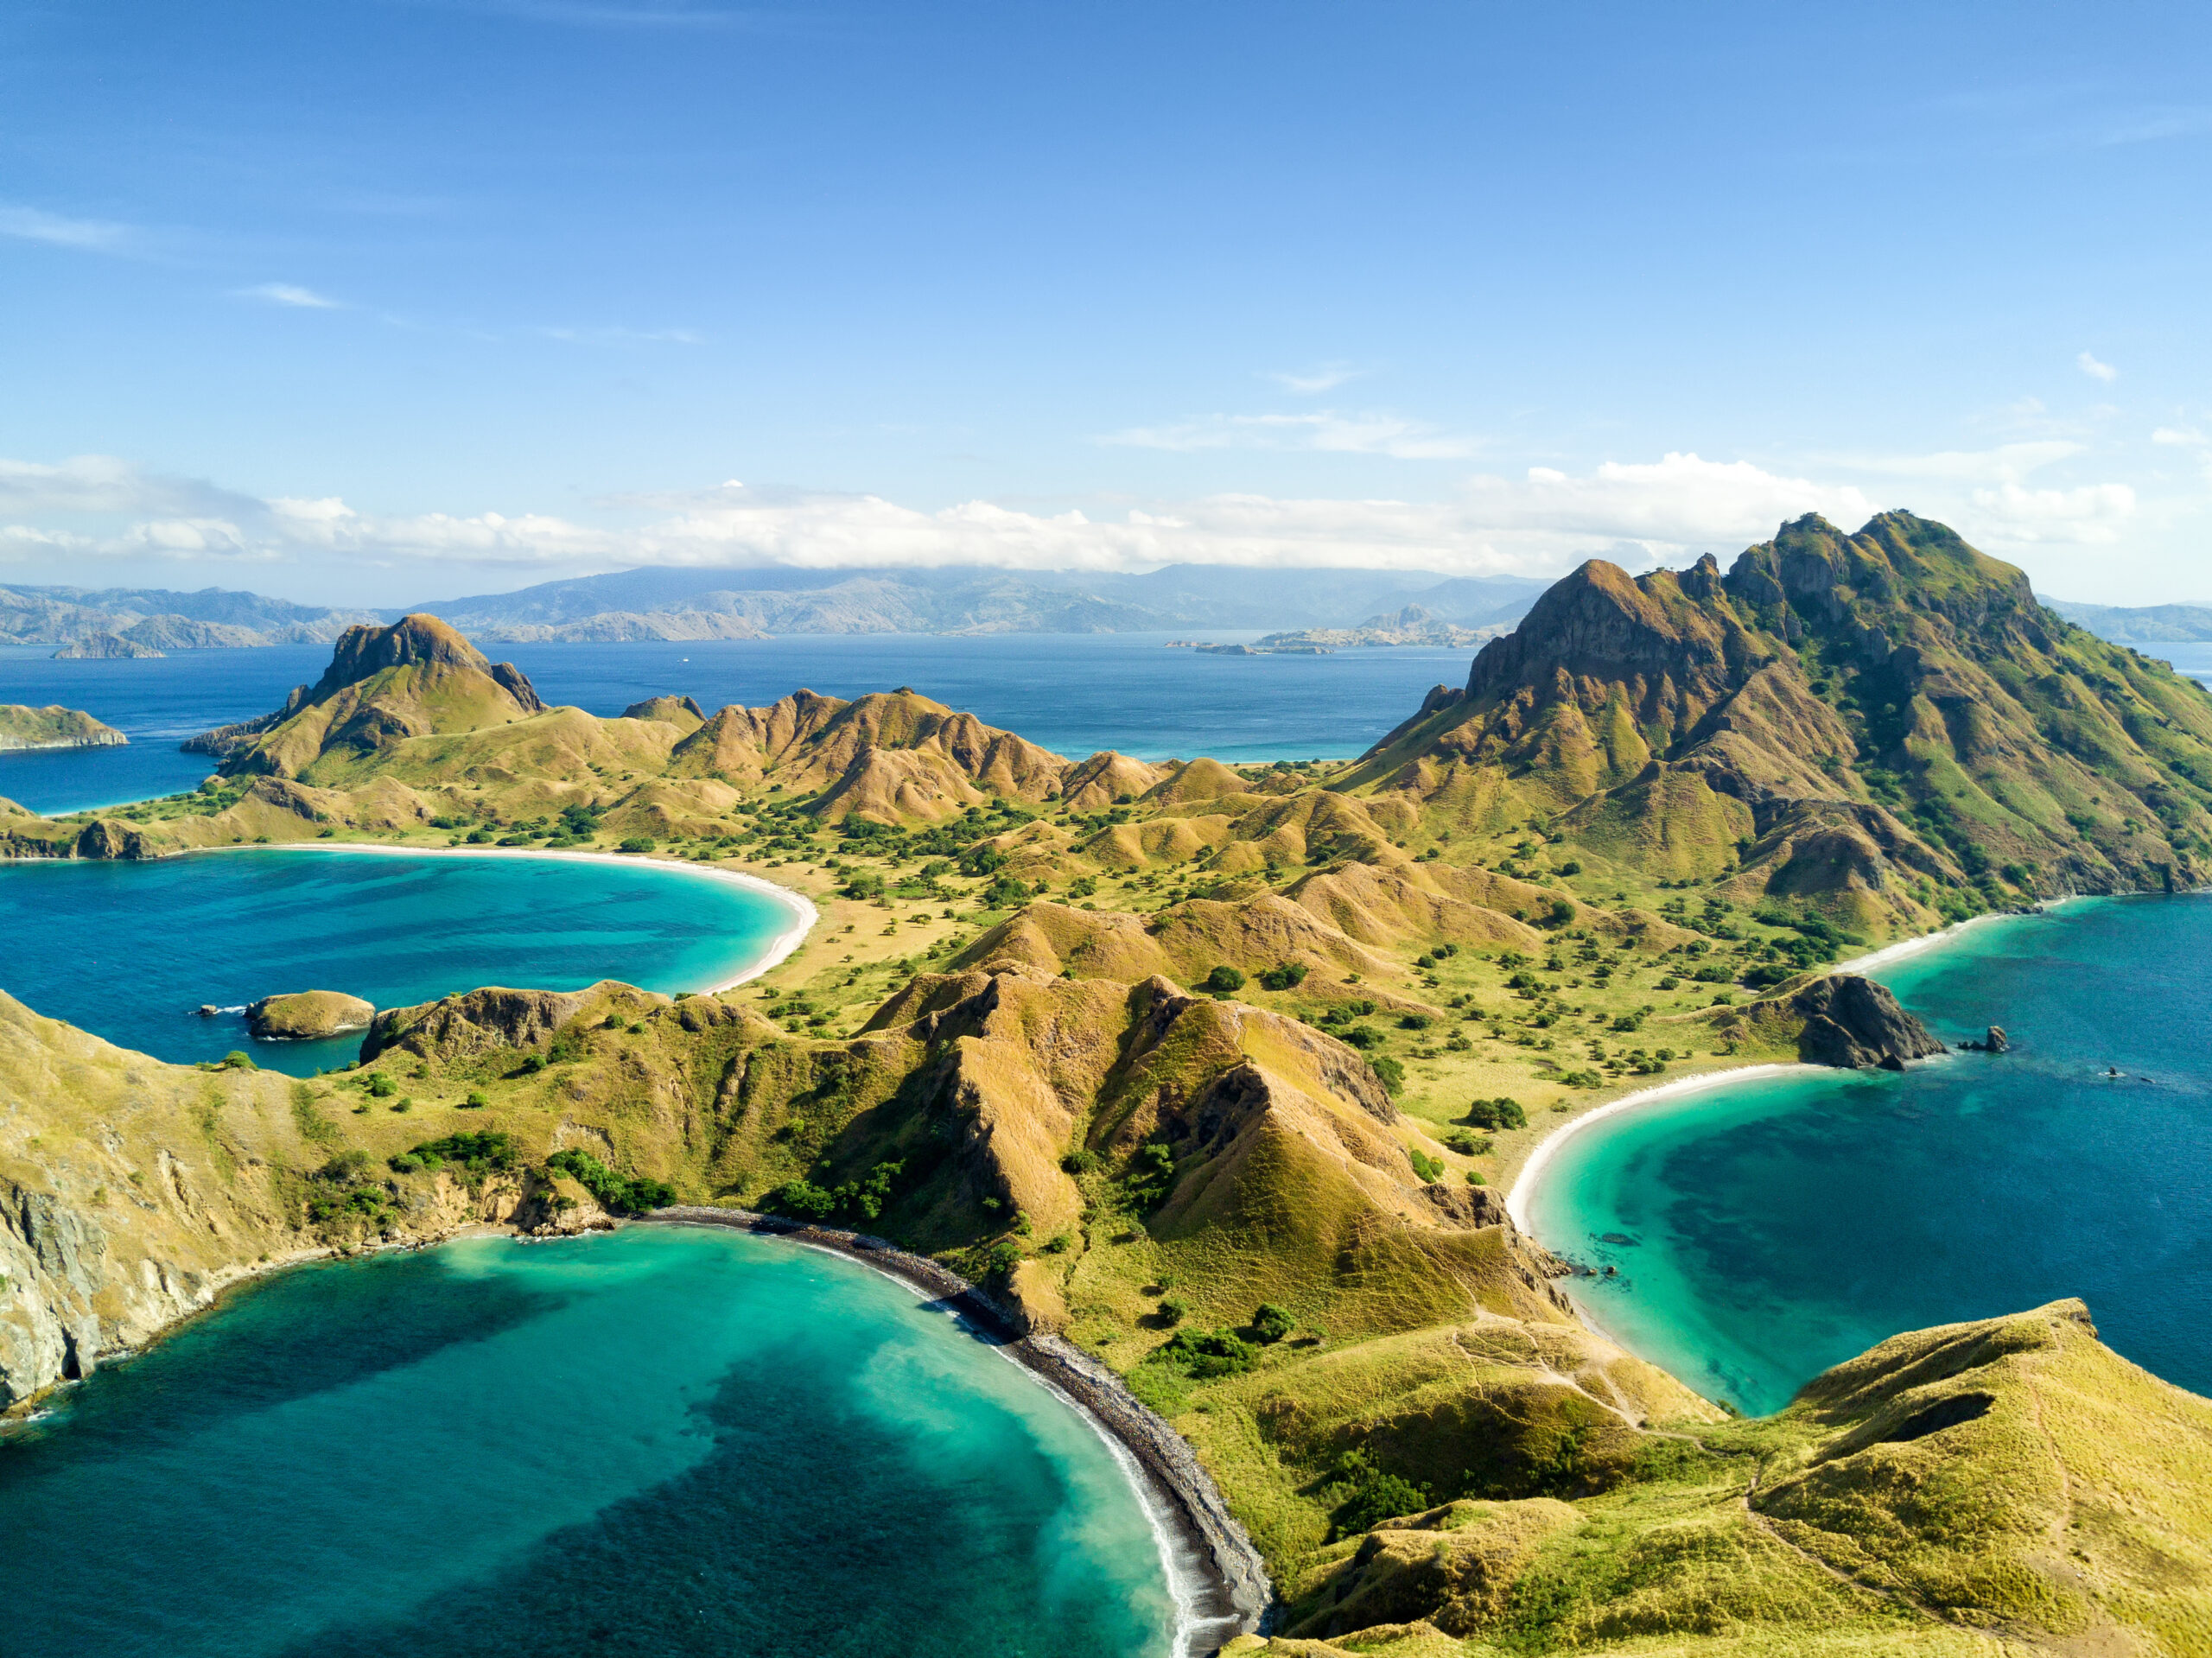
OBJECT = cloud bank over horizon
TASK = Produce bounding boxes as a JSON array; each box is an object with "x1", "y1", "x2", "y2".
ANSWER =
[{"x1": 0, "y1": 443, "x2": 2145, "y2": 607}]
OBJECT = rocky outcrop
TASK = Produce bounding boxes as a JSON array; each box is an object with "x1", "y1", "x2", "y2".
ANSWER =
[
  {"x1": 1791, "y1": 974, "x2": 1947, "y2": 1070},
  {"x1": 246, "y1": 990, "x2": 376, "y2": 1041},
  {"x1": 359, "y1": 980, "x2": 668, "y2": 1063},
  {"x1": 1961, "y1": 1024, "x2": 2009, "y2": 1052},
  {"x1": 71, "y1": 819, "x2": 154, "y2": 860}
]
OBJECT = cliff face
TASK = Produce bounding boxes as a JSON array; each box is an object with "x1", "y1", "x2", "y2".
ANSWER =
[{"x1": 1357, "y1": 511, "x2": 2212, "y2": 932}]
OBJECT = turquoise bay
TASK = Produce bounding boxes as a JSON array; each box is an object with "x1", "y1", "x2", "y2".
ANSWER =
[
  {"x1": 1526, "y1": 895, "x2": 2212, "y2": 1414},
  {"x1": 0, "y1": 848, "x2": 799, "y2": 1074},
  {"x1": 0, "y1": 1226, "x2": 1179, "y2": 1657}
]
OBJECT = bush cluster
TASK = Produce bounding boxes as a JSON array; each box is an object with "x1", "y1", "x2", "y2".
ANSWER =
[{"x1": 545, "y1": 1147, "x2": 677, "y2": 1213}]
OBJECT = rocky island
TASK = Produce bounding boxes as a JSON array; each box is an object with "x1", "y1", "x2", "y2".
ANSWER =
[
  {"x1": 245, "y1": 989, "x2": 378, "y2": 1041},
  {"x1": 3, "y1": 511, "x2": 2209, "y2": 1653},
  {"x1": 0, "y1": 704, "x2": 128, "y2": 750}
]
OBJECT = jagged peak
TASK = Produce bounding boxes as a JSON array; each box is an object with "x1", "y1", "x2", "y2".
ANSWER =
[
  {"x1": 1465, "y1": 556, "x2": 1741, "y2": 702},
  {"x1": 308, "y1": 613, "x2": 486, "y2": 696}
]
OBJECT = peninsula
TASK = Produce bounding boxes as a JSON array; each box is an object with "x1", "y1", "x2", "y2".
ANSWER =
[
  {"x1": 0, "y1": 704, "x2": 128, "y2": 750},
  {"x1": 3, "y1": 510, "x2": 2209, "y2": 1654}
]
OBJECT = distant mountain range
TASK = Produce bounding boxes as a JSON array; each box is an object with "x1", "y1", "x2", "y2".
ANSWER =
[
  {"x1": 2044, "y1": 598, "x2": 2212, "y2": 645},
  {"x1": 397, "y1": 563, "x2": 1554, "y2": 641},
  {"x1": 12, "y1": 569, "x2": 2209, "y2": 656},
  {"x1": 0, "y1": 583, "x2": 379, "y2": 653}
]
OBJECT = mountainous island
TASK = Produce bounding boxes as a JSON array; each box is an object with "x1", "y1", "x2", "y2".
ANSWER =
[
  {"x1": 0, "y1": 704, "x2": 127, "y2": 750},
  {"x1": 3, "y1": 511, "x2": 2209, "y2": 1654}
]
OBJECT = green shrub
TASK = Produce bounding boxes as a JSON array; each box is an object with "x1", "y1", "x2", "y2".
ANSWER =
[
  {"x1": 1250, "y1": 1303, "x2": 1295, "y2": 1344},
  {"x1": 1442, "y1": 1128, "x2": 1492, "y2": 1156},
  {"x1": 1339, "y1": 1023, "x2": 1384, "y2": 1048},
  {"x1": 618, "y1": 836, "x2": 656, "y2": 854},
  {"x1": 406, "y1": 1130, "x2": 518, "y2": 1175},
  {"x1": 1059, "y1": 1148, "x2": 1097, "y2": 1174},
  {"x1": 1122, "y1": 1141, "x2": 1177, "y2": 1209},
  {"x1": 1396, "y1": 1013, "x2": 1431, "y2": 1031},
  {"x1": 546, "y1": 1147, "x2": 677, "y2": 1213},
  {"x1": 1465, "y1": 1096, "x2": 1527, "y2": 1131},
  {"x1": 1157, "y1": 1326, "x2": 1257, "y2": 1377},
  {"x1": 463, "y1": 1089, "x2": 489, "y2": 1109},
  {"x1": 366, "y1": 1072, "x2": 398, "y2": 1098},
  {"x1": 1408, "y1": 1147, "x2": 1444, "y2": 1183},
  {"x1": 1326, "y1": 1451, "x2": 1429, "y2": 1538},
  {"x1": 220, "y1": 1050, "x2": 257, "y2": 1071},
  {"x1": 769, "y1": 1178, "x2": 837, "y2": 1221},
  {"x1": 1203, "y1": 964, "x2": 1246, "y2": 994},
  {"x1": 981, "y1": 873, "x2": 1032, "y2": 908},
  {"x1": 1369, "y1": 1054, "x2": 1404, "y2": 1095},
  {"x1": 1158, "y1": 1295, "x2": 1190, "y2": 1325},
  {"x1": 1256, "y1": 962, "x2": 1307, "y2": 991}
]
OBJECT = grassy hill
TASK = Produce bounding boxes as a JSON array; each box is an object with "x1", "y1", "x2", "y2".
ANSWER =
[{"x1": 3, "y1": 514, "x2": 2209, "y2": 1654}]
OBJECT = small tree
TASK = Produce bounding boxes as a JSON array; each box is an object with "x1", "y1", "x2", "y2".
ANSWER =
[
  {"x1": 1250, "y1": 1303, "x2": 1295, "y2": 1344},
  {"x1": 1203, "y1": 964, "x2": 1246, "y2": 994}
]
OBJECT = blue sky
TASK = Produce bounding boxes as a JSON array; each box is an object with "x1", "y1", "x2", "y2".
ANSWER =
[{"x1": 3, "y1": 0, "x2": 2209, "y2": 605}]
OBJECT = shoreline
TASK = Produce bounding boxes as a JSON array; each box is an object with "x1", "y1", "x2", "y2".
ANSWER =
[
  {"x1": 166, "y1": 841, "x2": 819, "y2": 996},
  {"x1": 649, "y1": 1205, "x2": 1273, "y2": 1653},
  {"x1": 1504, "y1": 1063, "x2": 1808, "y2": 1235}
]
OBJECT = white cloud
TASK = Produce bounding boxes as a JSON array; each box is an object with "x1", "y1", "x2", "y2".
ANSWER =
[
  {"x1": 241, "y1": 283, "x2": 345, "y2": 309},
  {"x1": 1828, "y1": 440, "x2": 2083, "y2": 483},
  {"x1": 1267, "y1": 364, "x2": 1363, "y2": 394},
  {"x1": 2078, "y1": 350, "x2": 2119, "y2": 383},
  {"x1": 0, "y1": 446, "x2": 2155, "y2": 595},
  {"x1": 0, "y1": 449, "x2": 1891, "y2": 581},
  {"x1": 0, "y1": 204, "x2": 130, "y2": 251},
  {"x1": 1967, "y1": 480, "x2": 2136, "y2": 543},
  {"x1": 1101, "y1": 409, "x2": 1483, "y2": 461}
]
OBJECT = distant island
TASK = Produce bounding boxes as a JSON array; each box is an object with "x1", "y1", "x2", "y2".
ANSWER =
[
  {"x1": 1255, "y1": 601, "x2": 1510, "y2": 651},
  {"x1": 3, "y1": 510, "x2": 2209, "y2": 1654},
  {"x1": 51, "y1": 633, "x2": 164, "y2": 659},
  {"x1": 2046, "y1": 596, "x2": 2212, "y2": 643},
  {"x1": 0, "y1": 703, "x2": 127, "y2": 750}
]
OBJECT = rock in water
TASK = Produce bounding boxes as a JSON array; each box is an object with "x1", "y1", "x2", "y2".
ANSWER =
[
  {"x1": 1792, "y1": 975, "x2": 1948, "y2": 1070},
  {"x1": 245, "y1": 990, "x2": 377, "y2": 1041}
]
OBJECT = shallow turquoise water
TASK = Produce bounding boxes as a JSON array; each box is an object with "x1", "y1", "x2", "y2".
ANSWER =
[
  {"x1": 1525, "y1": 895, "x2": 2212, "y2": 1413},
  {"x1": 0, "y1": 1227, "x2": 1178, "y2": 1658},
  {"x1": 0, "y1": 848, "x2": 795, "y2": 1074}
]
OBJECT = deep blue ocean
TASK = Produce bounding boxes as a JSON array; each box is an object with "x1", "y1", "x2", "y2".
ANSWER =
[
  {"x1": 0, "y1": 848, "x2": 793, "y2": 1074},
  {"x1": 1526, "y1": 894, "x2": 2212, "y2": 1413},
  {"x1": 0, "y1": 1227, "x2": 1180, "y2": 1658},
  {"x1": 0, "y1": 632, "x2": 1474, "y2": 815}
]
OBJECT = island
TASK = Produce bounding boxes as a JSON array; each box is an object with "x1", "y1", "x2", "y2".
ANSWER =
[
  {"x1": 0, "y1": 704, "x2": 129, "y2": 749},
  {"x1": 49, "y1": 634, "x2": 165, "y2": 660},
  {"x1": 2, "y1": 509, "x2": 2208, "y2": 1654},
  {"x1": 1254, "y1": 602, "x2": 1508, "y2": 650}
]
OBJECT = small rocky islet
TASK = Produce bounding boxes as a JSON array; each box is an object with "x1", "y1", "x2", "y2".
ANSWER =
[{"x1": 3, "y1": 509, "x2": 2210, "y2": 1653}]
